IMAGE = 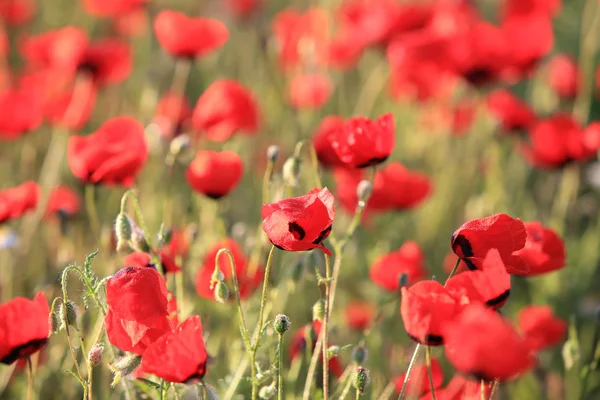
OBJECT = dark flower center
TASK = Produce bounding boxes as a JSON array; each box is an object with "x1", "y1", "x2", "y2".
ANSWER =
[
  {"x1": 312, "y1": 225, "x2": 332, "y2": 245},
  {"x1": 288, "y1": 222, "x2": 306, "y2": 240}
]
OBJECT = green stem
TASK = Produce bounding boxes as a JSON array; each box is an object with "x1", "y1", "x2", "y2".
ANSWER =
[
  {"x1": 85, "y1": 184, "x2": 100, "y2": 237},
  {"x1": 322, "y1": 254, "x2": 332, "y2": 400},
  {"x1": 26, "y1": 357, "x2": 34, "y2": 400},
  {"x1": 338, "y1": 371, "x2": 354, "y2": 400},
  {"x1": 397, "y1": 344, "x2": 421, "y2": 400},
  {"x1": 481, "y1": 380, "x2": 486, "y2": 400},
  {"x1": 120, "y1": 190, "x2": 154, "y2": 251},
  {"x1": 425, "y1": 347, "x2": 437, "y2": 400},
  {"x1": 60, "y1": 267, "x2": 86, "y2": 385},
  {"x1": 444, "y1": 258, "x2": 462, "y2": 285},
  {"x1": 356, "y1": 387, "x2": 361, "y2": 400},
  {"x1": 277, "y1": 334, "x2": 284, "y2": 400},
  {"x1": 160, "y1": 380, "x2": 166, "y2": 400}
]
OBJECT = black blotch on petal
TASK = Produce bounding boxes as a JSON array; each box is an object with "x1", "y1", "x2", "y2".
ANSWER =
[
  {"x1": 204, "y1": 192, "x2": 225, "y2": 200},
  {"x1": 288, "y1": 222, "x2": 306, "y2": 240},
  {"x1": 356, "y1": 156, "x2": 389, "y2": 168},
  {"x1": 486, "y1": 289, "x2": 511, "y2": 308},
  {"x1": 0, "y1": 338, "x2": 48, "y2": 365},
  {"x1": 407, "y1": 332, "x2": 444, "y2": 346},
  {"x1": 453, "y1": 234, "x2": 474, "y2": 257},
  {"x1": 312, "y1": 225, "x2": 332, "y2": 245}
]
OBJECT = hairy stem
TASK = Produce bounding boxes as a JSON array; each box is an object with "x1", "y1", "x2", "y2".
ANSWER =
[{"x1": 425, "y1": 346, "x2": 437, "y2": 400}]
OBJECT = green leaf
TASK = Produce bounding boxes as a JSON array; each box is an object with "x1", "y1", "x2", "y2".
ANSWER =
[{"x1": 137, "y1": 377, "x2": 161, "y2": 389}]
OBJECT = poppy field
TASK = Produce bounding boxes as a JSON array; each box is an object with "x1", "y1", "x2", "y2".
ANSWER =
[{"x1": 2, "y1": 0, "x2": 600, "y2": 399}]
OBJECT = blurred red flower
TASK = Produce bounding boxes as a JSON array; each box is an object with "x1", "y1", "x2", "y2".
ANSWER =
[
  {"x1": 0, "y1": 26, "x2": 6, "y2": 59},
  {"x1": 443, "y1": 304, "x2": 535, "y2": 381},
  {"x1": 451, "y1": 213, "x2": 528, "y2": 275},
  {"x1": 79, "y1": 38, "x2": 132, "y2": 86},
  {"x1": 370, "y1": 241, "x2": 427, "y2": 291},
  {"x1": 82, "y1": 0, "x2": 146, "y2": 18},
  {"x1": 548, "y1": 54, "x2": 580, "y2": 99},
  {"x1": 487, "y1": 89, "x2": 536, "y2": 133},
  {"x1": 140, "y1": 315, "x2": 208, "y2": 383},
  {"x1": 67, "y1": 116, "x2": 148, "y2": 186},
  {"x1": 195, "y1": 238, "x2": 263, "y2": 301},
  {"x1": 400, "y1": 280, "x2": 461, "y2": 345},
  {"x1": 518, "y1": 305, "x2": 566, "y2": 352},
  {"x1": 394, "y1": 357, "x2": 444, "y2": 396},
  {"x1": 262, "y1": 188, "x2": 335, "y2": 256},
  {"x1": 312, "y1": 116, "x2": 345, "y2": 168},
  {"x1": 434, "y1": 375, "x2": 493, "y2": 400},
  {"x1": 192, "y1": 79, "x2": 260, "y2": 142},
  {"x1": 0, "y1": 76, "x2": 45, "y2": 140},
  {"x1": 514, "y1": 222, "x2": 565, "y2": 276},
  {"x1": 162, "y1": 228, "x2": 190, "y2": 261},
  {"x1": 112, "y1": 8, "x2": 148, "y2": 38},
  {"x1": 344, "y1": 301, "x2": 376, "y2": 330},
  {"x1": 154, "y1": 11, "x2": 228, "y2": 59},
  {"x1": 0, "y1": 0, "x2": 35, "y2": 26},
  {"x1": 0, "y1": 181, "x2": 39, "y2": 223},
  {"x1": 451, "y1": 101, "x2": 476, "y2": 137},
  {"x1": 503, "y1": 0, "x2": 561, "y2": 19},
  {"x1": 124, "y1": 251, "x2": 181, "y2": 275},
  {"x1": 288, "y1": 72, "x2": 333, "y2": 110},
  {"x1": 186, "y1": 150, "x2": 244, "y2": 199},
  {"x1": 154, "y1": 92, "x2": 192, "y2": 139},
  {"x1": 289, "y1": 321, "x2": 344, "y2": 378},
  {"x1": 329, "y1": 113, "x2": 395, "y2": 168},
  {"x1": 105, "y1": 267, "x2": 174, "y2": 355},
  {"x1": 446, "y1": 249, "x2": 511, "y2": 309},
  {"x1": 46, "y1": 78, "x2": 97, "y2": 131},
  {"x1": 224, "y1": 0, "x2": 261, "y2": 18},
  {"x1": 0, "y1": 292, "x2": 49, "y2": 365},
  {"x1": 46, "y1": 185, "x2": 80, "y2": 218}
]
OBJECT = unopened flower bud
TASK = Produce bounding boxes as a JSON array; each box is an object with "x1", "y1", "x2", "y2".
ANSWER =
[
  {"x1": 352, "y1": 366, "x2": 370, "y2": 395},
  {"x1": 267, "y1": 145, "x2": 280, "y2": 163},
  {"x1": 88, "y1": 343, "x2": 104, "y2": 367},
  {"x1": 282, "y1": 157, "x2": 301, "y2": 187},
  {"x1": 214, "y1": 281, "x2": 230, "y2": 303},
  {"x1": 210, "y1": 267, "x2": 225, "y2": 289},
  {"x1": 352, "y1": 344, "x2": 369, "y2": 365},
  {"x1": 131, "y1": 228, "x2": 150, "y2": 253},
  {"x1": 273, "y1": 314, "x2": 291, "y2": 335},
  {"x1": 312, "y1": 299, "x2": 326, "y2": 322},
  {"x1": 259, "y1": 383, "x2": 276, "y2": 399},
  {"x1": 327, "y1": 345, "x2": 340, "y2": 359},
  {"x1": 115, "y1": 213, "x2": 132, "y2": 251},
  {"x1": 60, "y1": 300, "x2": 79, "y2": 330},
  {"x1": 110, "y1": 353, "x2": 142, "y2": 387},
  {"x1": 356, "y1": 180, "x2": 373, "y2": 207},
  {"x1": 49, "y1": 301, "x2": 61, "y2": 334}
]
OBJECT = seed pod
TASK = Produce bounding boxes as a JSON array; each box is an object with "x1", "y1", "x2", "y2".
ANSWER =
[
  {"x1": 60, "y1": 300, "x2": 79, "y2": 330},
  {"x1": 115, "y1": 213, "x2": 132, "y2": 251},
  {"x1": 109, "y1": 353, "x2": 142, "y2": 387},
  {"x1": 214, "y1": 281, "x2": 230, "y2": 304},
  {"x1": 356, "y1": 180, "x2": 373, "y2": 207},
  {"x1": 352, "y1": 366, "x2": 371, "y2": 395},
  {"x1": 88, "y1": 343, "x2": 105, "y2": 367},
  {"x1": 312, "y1": 299, "x2": 326, "y2": 322},
  {"x1": 273, "y1": 314, "x2": 291, "y2": 335}
]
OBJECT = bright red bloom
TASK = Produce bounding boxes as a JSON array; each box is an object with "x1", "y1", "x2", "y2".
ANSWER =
[
  {"x1": 548, "y1": 55, "x2": 580, "y2": 98},
  {"x1": 82, "y1": 0, "x2": 146, "y2": 18},
  {"x1": 312, "y1": 116, "x2": 345, "y2": 168},
  {"x1": 370, "y1": 241, "x2": 427, "y2": 291},
  {"x1": 195, "y1": 238, "x2": 263, "y2": 301},
  {"x1": 0, "y1": 0, "x2": 35, "y2": 25},
  {"x1": 0, "y1": 181, "x2": 39, "y2": 223},
  {"x1": 487, "y1": 89, "x2": 536, "y2": 133},
  {"x1": 329, "y1": 113, "x2": 395, "y2": 168},
  {"x1": 0, "y1": 78, "x2": 45, "y2": 140},
  {"x1": 154, "y1": 11, "x2": 228, "y2": 59},
  {"x1": 67, "y1": 116, "x2": 148, "y2": 186},
  {"x1": 105, "y1": 267, "x2": 174, "y2": 355},
  {"x1": 446, "y1": 249, "x2": 511, "y2": 309},
  {"x1": 185, "y1": 150, "x2": 244, "y2": 199},
  {"x1": 443, "y1": 304, "x2": 535, "y2": 381},
  {"x1": 262, "y1": 188, "x2": 335, "y2": 256},
  {"x1": 0, "y1": 292, "x2": 49, "y2": 365},
  {"x1": 514, "y1": 222, "x2": 565, "y2": 276},
  {"x1": 400, "y1": 280, "x2": 462, "y2": 345},
  {"x1": 154, "y1": 92, "x2": 192, "y2": 139},
  {"x1": 124, "y1": 251, "x2": 181, "y2": 275},
  {"x1": 140, "y1": 315, "x2": 207, "y2": 383},
  {"x1": 79, "y1": 38, "x2": 132, "y2": 86},
  {"x1": 288, "y1": 72, "x2": 333, "y2": 109},
  {"x1": 272, "y1": 8, "x2": 330, "y2": 71},
  {"x1": 289, "y1": 322, "x2": 344, "y2": 378},
  {"x1": 344, "y1": 301, "x2": 376, "y2": 330},
  {"x1": 192, "y1": 79, "x2": 260, "y2": 142},
  {"x1": 521, "y1": 114, "x2": 600, "y2": 169},
  {"x1": 112, "y1": 8, "x2": 148, "y2": 38},
  {"x1": 394, "y1": 357, "x2": 444, "y2": 396},
  {"x1": 518, "y1": 305, "x2": 566, "y2": 352},
  {"x1": 451, "y1": 213, "x2": 528, "y2": 275},
  {"x1": 46, "y1": 185, "x2": 80, "y2": 217},
  {"x1": 46, "y1": 78, "x2": 97, "y2": 131}
]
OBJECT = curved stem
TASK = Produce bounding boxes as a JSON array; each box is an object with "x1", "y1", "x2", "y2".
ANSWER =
[
  {"x1": 277, "y1": 334, "x2": 284, "y2": 400},
  {"x1": 425, "y1": 346, "x2": 437, "y2": 400},
  {"x1": 85, "y1": 185, "x2": 100, "y2": 237},
  {"x1": 444, "y1": 258, "x2": 462, "y2": 285},
  {"x1": 60, "y1": 267, "x2": 85, "y2": 384},
  {"x1": 26, "y1": 357, "x2": 34, "y2": 400}
]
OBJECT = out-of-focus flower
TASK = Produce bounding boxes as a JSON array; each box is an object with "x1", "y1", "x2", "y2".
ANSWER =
[
  {"x1": 154, "y1": 92, "x2": 192, "y2": 139},
  {"x1": 514, "y1": 222, "x2": 566, "y2": 275},
  {"x1": 124, "y1": 251, "x2": 181, "y2": 275},
  {"x1": 185, "y1": 150, "x2": 244, "y2": 199},
  {"x1": 0, "y1": 0, "x2": 35, "y2": 26},
  {"x1": 46, "y1": 185, "x2": 80, "y2": 218},
  {"x1": 223, "y1": 0, "x2": 261, "y2": 18},
  {"x1": 0, "y1": 181, "x2": 39, "y2": 223},
  {"x1": 518, "y1": 305, "x2": 566, "y2": 351},
  {"x1": 288, "y1": 72, "x2": 333, "y2": 109},
  {"x1": 78, "y1": 38, "x2": 132, "y2": 86},
  {"x1": 503, "y1": 0, "x2": 562, "y2": 20},
  {"x1": 289, "y1": 321, "x2": 344, "y2": 377},
  {"x1": 312, "y1": 116, "x2": 346, "y2": 168},
  {"x1": 0, "y1": 77, "x2": 45, "y2": 140},
  {"x1": 548, "y1": 55, "x2": 580, "y2": 99},
  {"x1": 344, "y1": 301, "x2": 376, "y2": 330},
  {"x1": 82, "y1": 0, "x2": 146, "y2": 18},
  {"x1": 394, "y1": 358, "x2": 444, "y2": 396},
  {"x1": 487, "y1": 89, "x2": 536, "y2": 133},
  {"x1": 370, "y1": 241, "x2": 427, "y2": 291},
  {"x1": 45, "y1": 78, "x2": 96, "y2": 131}
]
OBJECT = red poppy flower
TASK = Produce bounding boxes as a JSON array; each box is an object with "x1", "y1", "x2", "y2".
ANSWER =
[
  {"x1": 394, "y1": 357, "x2": 444, "y2": 396},
  {"x1": 327, "y1": 30, "x2": 365, "y2": 70},
  {"x1": 224, "y1": 0, "x2": 261, "y2": 18},
  {"x1": 451, "y1": 213, "x2": 528, "y2": 275},
  {"x1": 312, "y1": 116, "x2": 345, "y2": 168},
  {"x1": 521, "y1": 114, "x2": 600, "y2": 169},
  {"x1": 288, "y1": 72, "x2": 333, "y2": 109},
  {"x1": 262, "y1": 188, "x2": 335, "y2": 256},
  {"x1": 46, "y1": 78, "x2": 97, "y2": 131},
  {"x1": 0, "y1": 78, "x2": 45, "y2": 140},
  {"x1": 370, "y1": 241, "x2": 427, "y2": 291},
  {"x1": 548, "y1": 55, "x2": 580, "y2": 98},
  {"x1": 345, "y1": 301, "x2": 376, "y2": 330},
  {"x1": 192, "y1": 79, "x2": 260, "y2": 142},
  {"x1": 162, "y1": 228, "x2": 190, "y2": 261},
  {"x1": 154, "y1": 11, "x2": 228, "y2": 59},
  {"x1": 82, "y1": 0, "x2": 146, "y2": 18},
  {"x1": 329, "y1": 113, "x2": 395, "y2": 168},
  {"x1": 438, "y1": 375, "x2": 493, "y2": 400},
  {"x1": 46, "y1": 185, "x2": 80, "y2": 218},
  {"x1": 446, "y1": 249, "x2": 511, "y2": 309},
  {"x1": 154, "y1": 92, "x2": 192, "y2": 139},
  {"x1": 67, "y1": 116, "x2": 148, "y2": 186},
  {"x1": 518, "y1": 305, "x2": 566, "y2": 352},
  {"x1": 112, "y1": 8, "x2": 148, "y2": 38},
  {"x1": 0, "y1": 181, "x2": 39, "y2": 223},
  {"x1": 272, "y1": 8, "x2": 330, "y2": 71},
  {"x1": 79, "y1": 38, "x2": 132, "y2": 86},
  {"x1": 513, "y1": 222, "x2": 565, "y2": 276},
  {"x1": 503, "y1": 0, "x2": 561, "y2": 19},
  {"x1": 400, "y1": 280, "x2": 462, "y2": 345},
  {"x1": 124, "y1": 251, "x2": 181, "y2": 275},
  {"x1": 444, "y1": 304, "x2": 535, "y2": 381},
  {"x1": 195, "y1": 238, "x2": 263, "y2": 301},
  {"x1": 185, "y1": 150, "x2": 244, "y2": 199},
  {"x1": 289, "y1": 322, "x2": 344, "y2": 378},
  {"x1": 105, "y1": 266, "x2": 174, "y2": 355},
  {"x1": 487, "y1": 89, "x2": 536, "y2": 133},
  {"x1": 0, "y1": 26, "x2": 6, "y2": 59},
  {"x1": 0, "y1": 0, "x2": 35, "y2": 26},
  {"x1": 140, "y1": 315, "x2": 207, "y2": 383}
]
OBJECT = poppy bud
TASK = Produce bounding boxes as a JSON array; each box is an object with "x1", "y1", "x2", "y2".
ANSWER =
[
  {"x1": 356, "y1": 180, "x2": 372, "y2": 207},
  {"x1": 114, "y1": 213, "x2": 132, "y2": 251},
  {"x1": 327, "y1": 345, "x2": 340, "y2": 358},
  {"x1": 49, "y1": 301, "x2": 61, "y2": 334},
  {"x1": 313, "y1": 299, "x2": 326, "y2": 322},
  {"x1": 110, "y1": 353, "x2": 142, "y2": 387},
  {"x1": 131, "y1": 228, "x2": 150, "y2": 253},
  {"x1": 351, "y1": 343, "x2": 369, "y2": 365},
  {"x1": 214, "y1": 281, "x2": 230, "y2": 303},
  {"x1": 60, "y1": 300, "x2": 79, "y2": 330},
  {"x1": 210, "y1": 266, "x2": 225, "y2": 290},
  {"x1": 267, "y1": 145, "x2": 280, "y2": 163},
  {"x1": 259, "y1": 383, "x2": 276, "y2": 399},
  {"x1": 274, "y1": 314, "x2": 291, "y2": 335},
  {"x1": 352, "y1": 366, "x2": 370, "y2": 394},
  {"x1": 282, "y1": 156, "x2": 301, "y2": 187},
  {"x1": 88, "y1": 343, "x2": 104, "y2": 367}
]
